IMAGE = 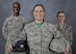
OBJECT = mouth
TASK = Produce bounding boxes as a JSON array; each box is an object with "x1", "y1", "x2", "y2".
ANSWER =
[
  {"x1": 15, "y1": 10, "x2": 18, "y2": 13},
  {"x1": 37, "y1": 15, "x2": 41, "y2": 18}
]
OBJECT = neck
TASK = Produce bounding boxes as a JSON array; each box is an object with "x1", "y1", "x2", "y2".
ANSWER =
[
  {"x1": 35, "y1": 20, "x2": 43, "y2": 24},
  {"x1": 14, "y1": 13, "x2": 20, "y2": 17},
  {"x1": 58, "y1": 22, "x2": 64, "y2": 26}
]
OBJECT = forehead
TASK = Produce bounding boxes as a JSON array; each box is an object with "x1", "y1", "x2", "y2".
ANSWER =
[
  {"x1": 58, "y1": 13, "x2": 65, "y2": 16},
  {"x1": 34, "y1": 6, "x2": 44, "y2": 11}
]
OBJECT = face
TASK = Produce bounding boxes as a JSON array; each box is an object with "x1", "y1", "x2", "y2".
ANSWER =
[
  {"x1": 57, "y1": 13, "x2": 65, "y2": 23},
  {"x1": 12, "y1": 3, "x2": 20, "y2": 14},
  {"x1": 33, "y1": 6, "x2": 45, "y2": 21}
]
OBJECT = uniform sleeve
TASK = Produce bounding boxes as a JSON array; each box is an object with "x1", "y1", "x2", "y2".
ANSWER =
[
  {"x1": 7, "y1": 26, "x2": 27, "y2": 46},
  {"x1": 2, "y1": 19, "x2": 8, "y2": 40},
  {"x1": 66, "y1": 26, "x2": 73, "y2": 46}
]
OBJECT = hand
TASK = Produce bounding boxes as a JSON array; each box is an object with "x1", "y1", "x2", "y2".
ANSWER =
[
  {"x1": 8, "y1": 44, "x2": 13, "y2": 52},
  {"x1": 64, "y1": 47, "x2": 69, "y2": 54}
]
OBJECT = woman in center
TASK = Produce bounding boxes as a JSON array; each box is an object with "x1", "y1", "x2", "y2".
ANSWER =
[{"x1": 19, "y1": 4, "x2": 70, "y2": 54}]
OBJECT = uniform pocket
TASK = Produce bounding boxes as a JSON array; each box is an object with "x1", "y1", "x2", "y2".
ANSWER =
[{"x1": 27, "y1": 31, "x2": 36, "y2": 36}]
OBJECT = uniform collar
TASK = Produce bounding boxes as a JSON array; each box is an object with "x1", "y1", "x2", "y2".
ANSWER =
[
  {"x1": 31, "y1": 21, "x2": 47, "y2": 29},
  {"x1": 56, "y1": 23, "x2": 67, "y2": 31},
  {"x1": 10, "y1": 14, "x2": 21, "y2": 21}
]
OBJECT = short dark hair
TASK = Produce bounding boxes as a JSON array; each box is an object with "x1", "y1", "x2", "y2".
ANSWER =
[
  {"x1": 57, "y1": 11, "x2": 65, "y2": 17},
  {"x1": 33, "y1": 4, "x2": 45, "y2": 12},
  {"x1": 13, "y1": 2, "x2": 20, "y2": 8}
]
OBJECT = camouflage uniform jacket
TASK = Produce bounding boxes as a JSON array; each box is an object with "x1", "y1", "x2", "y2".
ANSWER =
[
  {"x1": 55, "y1": 23, "x2": 73, "y2": 54},
  {"x1": 19, "y1": 21, "x2": 70, "y2": 54},
  {"x1": 2, "y1": 15, "x2": 27, "y2": 54}
]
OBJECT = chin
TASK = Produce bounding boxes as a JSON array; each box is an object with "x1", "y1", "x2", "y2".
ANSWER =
[{"x1": 37, "y1": 19, "x2": 42, "y2": 21}]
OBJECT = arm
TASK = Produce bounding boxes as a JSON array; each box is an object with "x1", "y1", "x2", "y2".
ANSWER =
[
  {"x1": 7, "y1": 26, "x2": 27, "y2": 51},
  {"x1": 2, "y1": 19, "x2": 15, "y2": 51},
  {"x1": 64, "y1": 26, "x2": 73, "y2": 54},
  {"x1": 2, "y1": 19, "x2": 8, "y2": 40},
  {"x1": 49, "y1": 25, "x2": 70, "y2": 52},
  {"x1": 66, "y1": 26, "x2": 73, "y2": 46},
  {"x1": 54, "y1": 25, "x2": 70, "y2": 48}
]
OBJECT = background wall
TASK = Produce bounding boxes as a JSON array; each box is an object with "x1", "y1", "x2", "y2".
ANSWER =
[{"x1": 0, "y1": 0, "x2": 76, "y2": 54}]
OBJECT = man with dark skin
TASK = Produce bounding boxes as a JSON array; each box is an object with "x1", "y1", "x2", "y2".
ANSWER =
[{"x1": 2, "y1": 2, "x2": 28, "y2": 54}]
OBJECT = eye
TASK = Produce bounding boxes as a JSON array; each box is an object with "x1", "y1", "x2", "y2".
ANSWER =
[
  {"x1": 34, "y1": 10, "x2": 38, "y2": 13},
  {"x1": 13, "y1": 6, "x2": 16, "y2": 8},
  {"x1": 40, "y1": 10, "x2": 43, "y2": 12},
  {"x1": 62, "y1": 16, "x2": 65, "y2": 17}
]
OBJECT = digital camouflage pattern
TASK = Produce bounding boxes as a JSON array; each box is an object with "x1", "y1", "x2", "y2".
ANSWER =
[
  {"x1": 2, "y1": 15, "x2": 27, "y2": 54},
  {"x1": 18, "y1": 21, "x2": 70, "y2": 54},
  {"x1": 55, "y1": 23, "x2": 73, "y2": 54}
]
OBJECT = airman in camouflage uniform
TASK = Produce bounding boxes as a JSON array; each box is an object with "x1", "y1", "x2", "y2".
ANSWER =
[
  {"x1": 2, "y1": 2, "x2": 28, "y2": 54},
  {"x1": 19, "y1": 21, "x2": 70, "y2": 54},
  {"x1": 17, "y1": 4, "x2": 70, "y2": 54},
  {"x1": 55, "y1": 11, "x2": 73, "y2": 54}
]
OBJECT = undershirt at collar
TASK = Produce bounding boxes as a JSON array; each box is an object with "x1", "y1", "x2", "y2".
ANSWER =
[{"x1": 36, "y1": 23, "x2": 43, "y2": 28}]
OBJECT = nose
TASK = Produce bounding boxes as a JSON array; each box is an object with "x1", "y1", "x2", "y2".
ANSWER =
[
  {"x1": 14, "y1": 7, "x2": 19, "y2": 10},
  {"x1": 15, "y1": 8, "x2": 19, "y2": 10},
  {"x1": 37, "y1": 11, "x2": 41, "y2": 15}
]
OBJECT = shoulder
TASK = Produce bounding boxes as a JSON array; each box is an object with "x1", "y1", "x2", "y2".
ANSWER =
[
  {"x1": 44, "y1": 22, "x2": 57, "y2": 33},
  {"x1": 20, "y1": 15, "x2": 27, "y2": 20},
  {"x1": 46, "y1": 22, "x2": 56, "y2": 29},
  {"x1": 24, "y1": 21, "x2": 34, "y2": 29},
  {"x1": 54, "y1": 24, "x2": 58, "y2": 27},
  {"x1": 20, "y1": 16, "x2": 28, "y2": 23},
  {"x1": 3, "y1": 15, "x2": 13, "y2": 23},
  {"x1": 66, "y1": 24, "x2": 72, "y2": 30},
  {"x1": 26, "y1": 21, "x2": 34, "y2": 26},
  {"x1": 20, "y1": 16, "x2": 27, "y2": 20}
]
